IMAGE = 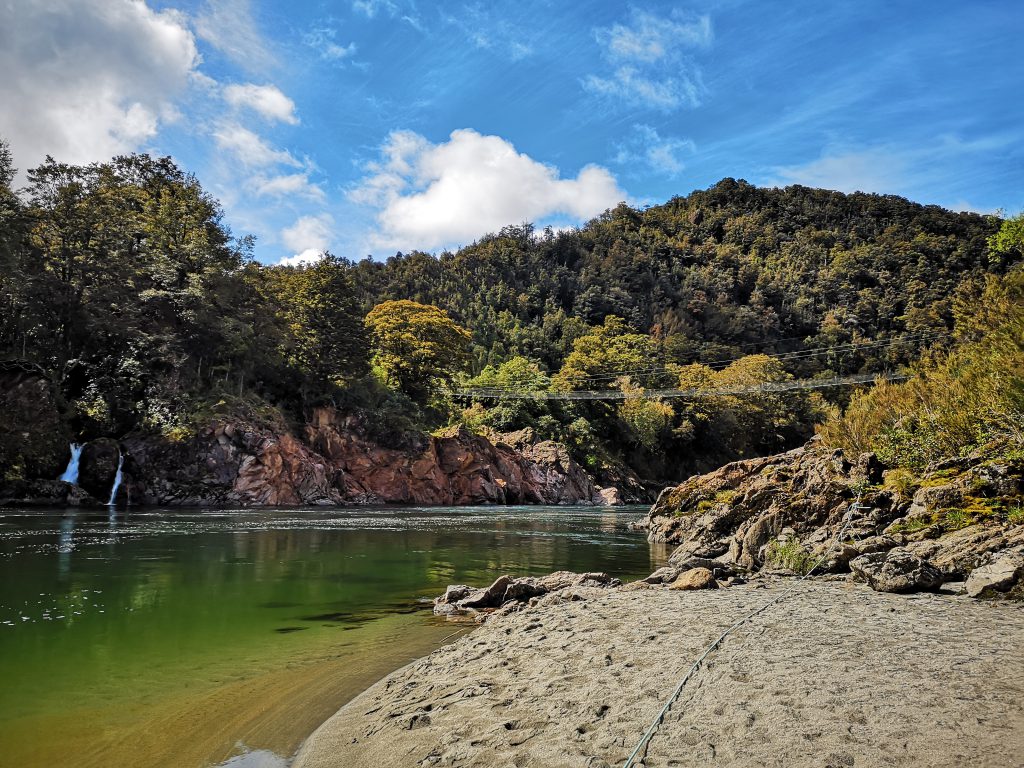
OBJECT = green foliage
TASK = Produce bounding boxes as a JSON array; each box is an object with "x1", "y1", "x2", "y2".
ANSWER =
[
  {"x1": 943, "y1": 508, "x2": 971, "y2": 531},
  {"x1": 764, "y1": 538, "x2": 815, "y2": 575},
  {"x1": 2, "y1": 145, "x2": 1019, "y2": 486},
  {"x1": 883, "y1": 468, "x2": 919, "y2": 500},
  {"x1": 1008, "y1": 503, "x2": 1024, "y2": 526},
  {"x1": 364, "y1": 299, "x2": 471, "y2": 404},
  {"x1": 616, "y1": 380, "x2": 675, "y2": 449},
  {"x1": 889, "y1": 516, "x2": 935, "y2": 534},
  {"x1": 820, "y1": 266, "x2": 1024, "y2": 467}
]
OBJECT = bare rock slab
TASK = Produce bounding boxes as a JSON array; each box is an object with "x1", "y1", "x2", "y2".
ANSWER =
[{"x1": 849, "y1": 547, "x2": 944, "y2": 593}]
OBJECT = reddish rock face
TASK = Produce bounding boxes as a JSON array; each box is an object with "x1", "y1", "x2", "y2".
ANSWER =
[
  {"x1": 122, "y1": 407, "x2": 611, "y2": 507},
  {"x1": 304, "y1": 409, "x2": 602, "y2": 506}
]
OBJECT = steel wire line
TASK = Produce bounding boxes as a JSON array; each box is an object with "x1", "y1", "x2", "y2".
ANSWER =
[
  {"x1": 456, "y1": 332, "x2": 942, "y2": 394},
  {"x1": 454, "y1": 371, "x2": 907, "y2": 401}
]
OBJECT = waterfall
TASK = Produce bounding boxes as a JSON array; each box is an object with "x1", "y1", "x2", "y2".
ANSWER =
[
  {"x1": 108, "y1": 451, "x2": 124, "y2": 506},
  {"x1": 59, "y1": 443, "x2": 83, "y2": 485}
]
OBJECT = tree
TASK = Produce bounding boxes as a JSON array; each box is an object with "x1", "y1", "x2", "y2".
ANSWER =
[
  {"x1": 553, "y1": 316, "x2": 666, "y2": 390},
  {"x1": 266, "y1": 255, "x2": 369, "y2": 393},
  {"x1": 364, "y1": 300, "x2": 471, "y2": 402}
]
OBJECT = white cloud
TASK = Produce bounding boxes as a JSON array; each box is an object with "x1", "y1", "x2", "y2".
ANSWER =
[
  {"x1": 769, "y1": 147, "x2": 913, "y2": 194},
  {"x1": 223, "y1": 84, "x2": 298, "y2": 124},
  {"x1": 352, "y1": 0, "x2": 398, "y2": 18},
  {"x1": 194, "y1": 0, "x2": 275, "y2": 70},
  {"x1": 280, "y1": 213, "x2": 334, "y2": 264},
  {"x1": 585, "y1": 9, "x2": 711, "y2": 111},
  {"x1": 254, "y1": 172, "x2": 325, "y2": 201},
  {"x1": 601, "y1": 10, "x2": 711, "y2": 63},
  {"x1": 441, "y1": 7, "x2": 534, "y2": 61},
  {"x1": 350, "y1": 128, "x2": 626, "y2": 253},
  {"x1": 277, "y1": 249, "x2": 325, "y2": 266},
  {"x1": 213, "y1": 123, "x2": 299, "y2": 168},
  {"x1": 303, "y1": 27, "x2": 357, "y2": 61},
  {"x1": 0, "y1": 0, "x2": 199, "y2": 170},
  {"x1": 615, "y1": 125, "x2": 695, "y2": 177}
]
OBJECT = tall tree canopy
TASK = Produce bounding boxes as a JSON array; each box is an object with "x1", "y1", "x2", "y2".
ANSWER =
[{"x1": 364, "y1": 300, "x2": 471, "y2": 403}]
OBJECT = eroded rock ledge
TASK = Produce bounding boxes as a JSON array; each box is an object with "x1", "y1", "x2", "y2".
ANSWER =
[{"x1": 646, "y1": 437, "x2": 1024, "y2": 598}]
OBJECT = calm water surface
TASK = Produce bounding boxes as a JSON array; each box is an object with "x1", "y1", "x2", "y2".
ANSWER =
[{"x1": 0, "y1": 505, "x2": 665, "y2": 768}]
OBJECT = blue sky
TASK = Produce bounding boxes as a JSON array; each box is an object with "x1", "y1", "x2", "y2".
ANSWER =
[{"x1": 1, "y1": 1, "x2": 1022, "y2": 264}]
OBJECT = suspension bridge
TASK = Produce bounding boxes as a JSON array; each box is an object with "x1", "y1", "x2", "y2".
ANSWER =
[{"x1": 451, "y1": 331, "x2": 941, "y2": 402}]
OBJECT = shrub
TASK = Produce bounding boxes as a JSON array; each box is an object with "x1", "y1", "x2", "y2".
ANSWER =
[
  {"x1": 764, "y1": 538, "x2": 815, "y2": 575},
  {"x1": 883, "y1": 468, "x2": 919, "y2": 500}
]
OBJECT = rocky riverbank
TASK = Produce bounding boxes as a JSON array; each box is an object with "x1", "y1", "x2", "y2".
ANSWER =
[
  {"x1": 294, "y1": 579, "x2": 1024, "y2": 768},
  {"x1": 644, "y1": 437, "x2": 1024, "y2": 598}
]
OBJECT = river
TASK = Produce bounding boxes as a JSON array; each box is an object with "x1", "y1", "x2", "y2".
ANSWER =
[{"x1": 0, "y1": 505, "x2": 665, "y2": 767}]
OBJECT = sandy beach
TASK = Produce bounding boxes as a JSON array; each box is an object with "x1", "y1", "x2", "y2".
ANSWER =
[{"x1": 294, "y1": 580, "x2": 1024, "y2": 768}]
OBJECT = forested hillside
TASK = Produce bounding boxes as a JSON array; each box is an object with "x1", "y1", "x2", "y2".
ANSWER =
[{"x1": 1, "y1": 139, "x2": 1019, "y2": 486}]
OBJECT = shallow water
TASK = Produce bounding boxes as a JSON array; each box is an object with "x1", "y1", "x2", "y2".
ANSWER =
[{"x1": 0, "y1": 505, "x2": 664, "y2": 767}]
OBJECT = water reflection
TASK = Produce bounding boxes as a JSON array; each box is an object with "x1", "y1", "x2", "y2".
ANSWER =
[{"x1": 0, "y1": 505, "x2": 661, "y2": 768}]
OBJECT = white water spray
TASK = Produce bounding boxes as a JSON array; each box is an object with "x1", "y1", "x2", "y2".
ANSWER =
[
  {"x1": 59, "y1": 443, "x2": 83, "y2": 485},
  {"x1": 107, "y1": 452, "x2": 124, "y2": 506}
]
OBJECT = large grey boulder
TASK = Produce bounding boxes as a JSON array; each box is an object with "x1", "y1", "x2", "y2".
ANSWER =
[
  {"x1": 849, "y1": 547, "x2": 944, "y2": 593},
  {"x1": 965, "y1": 553, "x2": 1024, "y2": 598}
]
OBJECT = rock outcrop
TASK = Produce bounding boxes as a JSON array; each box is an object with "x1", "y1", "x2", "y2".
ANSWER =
[
  {"x1": 433, "y1": 571, "x2": 621, "y2": 618},
  {"x1": 306, "y1": 412, "x2": 606, "y2": 506},
  {"x1": 849, "y1": 548, "x2": 944, "y2": 593},
  {"x1": 647, "y1": 438, "x2": 1024, "y2": 598},
  {"x1": 107, "y1": 407, "x2": 628, "y2": 507}
]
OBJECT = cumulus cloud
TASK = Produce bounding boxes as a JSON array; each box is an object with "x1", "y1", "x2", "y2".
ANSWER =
[
  {"x1": 0, "y1": 0, "x2": 199, "y2": 170},
  {"x1": 585, "y1": 9, "x2": 712, "y2": 111},
  {"x1": 615, "y1": 125, "x2": 695, "y2": 177},
  {"x1": 350, "y1": 129, "x2": 625, "y2": 253},
  {"x1": 223, "y1": 84, "x2": 298, "y2": 124},
  {"x1": 278, "y1": 213, "x2": 334, "y2": 265},
  {"x1": 213, "y1": 123, "x2": 300, "y2": 168}
]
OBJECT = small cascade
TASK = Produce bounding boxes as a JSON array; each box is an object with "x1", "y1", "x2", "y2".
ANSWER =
[
  {"x1": 59, "y1": 443, "x2": 83, "y2": 485},
  {"x1": 107, "y1": 451, "x2": 124, "y2": 506}
]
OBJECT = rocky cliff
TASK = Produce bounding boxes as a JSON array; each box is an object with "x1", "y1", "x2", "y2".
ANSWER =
[
  {"x1": 645, "y1": 437, "x2": 1024, "y2": 598},
  {"x1": 77, "y1": 407, "x2": 629, "y2": 507}
]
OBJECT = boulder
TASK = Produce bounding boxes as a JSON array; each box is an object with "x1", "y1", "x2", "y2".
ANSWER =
[
  {"x1": 669, "y1": 567, "x2": 718, "y2": 590},
  {"x1": 965, "y1": 553, "x2": 1024, "y2": 598},
  {"x1": 849, "y1": 548, "x2": 944, "y2": 593},
  {"x1": 433, "y1": 571, "x2": 620, "y2": 617},
  {"x1": 458, "y1": 575, "x2": 515, "y2": 610}
]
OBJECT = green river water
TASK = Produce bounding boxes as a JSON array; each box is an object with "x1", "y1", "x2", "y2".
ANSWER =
[{"x1": 0, "y1": 505, "x2": 665, "y2": 768}]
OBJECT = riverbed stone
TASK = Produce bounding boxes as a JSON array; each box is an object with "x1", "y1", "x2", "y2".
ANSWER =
[{"x1": 669, "y1": 567, "x2": 718, "y2": 590}]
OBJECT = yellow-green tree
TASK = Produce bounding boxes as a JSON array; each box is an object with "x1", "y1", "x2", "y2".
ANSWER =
[
  {"x1": 553, "y1": 316, "x2": 666, "y2": 390},
  {"x1": 617, "y1": 379, "x2": 675, "y2": 449},
  {"x1": 365, "y1": 300, "x2": 471, "y2": 402}
]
